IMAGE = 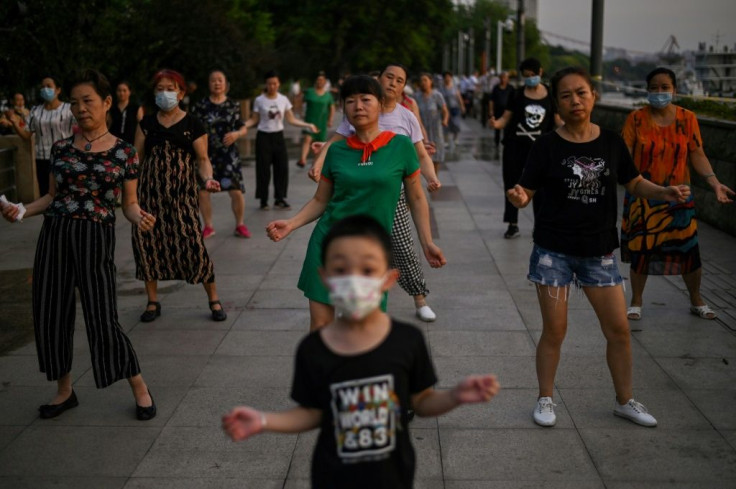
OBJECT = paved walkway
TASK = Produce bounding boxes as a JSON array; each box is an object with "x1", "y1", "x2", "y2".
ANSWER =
[{"x1": 1, "y1": 117, "x2": 735, "y2": 488}]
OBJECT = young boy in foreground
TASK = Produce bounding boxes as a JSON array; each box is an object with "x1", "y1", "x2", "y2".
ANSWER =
[{"x1": 222, "y1": 215, "x2": 499, "y2": 488}]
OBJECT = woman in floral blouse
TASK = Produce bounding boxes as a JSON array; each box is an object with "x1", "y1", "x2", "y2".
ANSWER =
[{"x1": 1, "y1": 69, "x2": 158, "y2": 421}]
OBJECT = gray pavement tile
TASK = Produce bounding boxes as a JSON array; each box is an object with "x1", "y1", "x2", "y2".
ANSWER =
[
  {"x1": 0, "y1": 426, "x2": 23, "y2": 451},
  {"x1": 432, "y1": 356, "x2": 537, "y2": 390},
  {"x1": 0, "y1": 426, "x2": 159, "y2": 477},
  {"x1": 215, "y1": 330, "x2": 305, "y2": 357},
  {"x1": 124, "y1": 478, "x2": 283, "y2": 489},
  {"x1": 579, "y1": 428, "x2": 736, "y2": 483},
  {"x1": 247, "y1": 288, "x2": 309, "y2": 309},
  {"x1": 426, "y1": 306, "x2": 527, "y2": 331},
  {"x1": 230, "y1": 308, "x2": 310, "y2": 332},
  {"x1": 0, "y1": 477, "x2": 127, "y2": 488},
  {"x1": 631, "y1": 327, "x2": 736, "y2": 358},
  {"x1": 133, "y1": 428, "x2": 295, "y2": 479},
  {"x1": 604, "y1": 482, "x2": 727, "y2": 489},
  {"x1": 440, "y1": 428, "x2": 599, "y2": 481},
  {"x1": 194, "y1": 356, "x2": 294, "y2": 388},
  {"x1": 438, "y1": 388, "x2": 574, "y2": 429},
  {"x1": 412, "y1": 428, "x2": 443, "y2": 480},
  {"x1": 554, "y1": 353, "x2": 678, "y2": 390},
  {"x1": 126, "y1": 329, "x2": 228, "y2": 356},
  {"x1": 428, "y1": 331, "x2": 537, "y2": 357},
  {"x1": 0, "y1": 354, "x2": 92, "y2": 387},
  {"x1": 558, "y1": 388, "x2": 711, "y2": 430},
  {"x1": 284, "y1": 430, "x2": 316, "y2": 479},
  {"x1": 0, "y1": 386, "x2": 53, "y2": 425},
  {"x1": 168, "y1": 387, "x2": 296, "y2": 427},
  {"x1": 686, "y1": 389, "x2": 736, "y2": 430},
  {"x1": 655, "y1": 356, "x2": 736, "y2": 391},
  {"x1": 725, "y1": 430, "x2": 736, "y2": 450},
  {"x1": 445, "y1": 482, "x2": 605, "y2": 489}
]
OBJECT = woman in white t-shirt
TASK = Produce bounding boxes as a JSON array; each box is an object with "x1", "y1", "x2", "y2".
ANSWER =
[
  {"x1": 7, "y1": 76, "x2": 76, "y2": 197},
  {"x1": 242, "y1": 71, "x2": 317, "y2": 210}
]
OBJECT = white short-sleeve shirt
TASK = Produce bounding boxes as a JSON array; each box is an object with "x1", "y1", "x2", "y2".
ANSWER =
[
  {"x1": 253, "y1": 93, "x2": 293, "y2": 133},
  {"x1": 336, "y1": 104, "x2": 423, "y2": 144}
]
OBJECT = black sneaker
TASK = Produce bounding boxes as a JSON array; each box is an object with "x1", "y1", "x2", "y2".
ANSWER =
[
  {"x1": 274, "y1": 200, "x2": 291, "y2": 210},
  {"x1": 504, "y1": 224, "x2": 520, "y2": 239},
  {"x1": 260, "y1": 202, "x2": 270, "y2": 211}
]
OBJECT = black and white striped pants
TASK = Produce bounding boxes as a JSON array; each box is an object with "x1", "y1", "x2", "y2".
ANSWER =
[
  {"x1": 33, "y1": 217, "x2": 141, "y2": 388},
  {"x1": 391, "y1": 188, "x2": 430, "y2": 297}
]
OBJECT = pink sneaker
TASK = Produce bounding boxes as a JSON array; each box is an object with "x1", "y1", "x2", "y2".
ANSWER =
[
  {"x1": 203, "y1": 226, "x2": 216, "y2": 239},
  {"x1": 234, "y1": 224, "x2": 251, "y2": 238}
]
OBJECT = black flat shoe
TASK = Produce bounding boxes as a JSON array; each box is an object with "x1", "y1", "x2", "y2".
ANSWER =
[
  {"x1": 39, "y1": 390, "x2": 79, "y2": 419},
  {"x1": 140, "y1": 301, "x2": 161, "y2": 322},
  {"x1": 136, "y1": 389, "x2": 157, "y2": 421},
  {"x1": 209, "y1": 300, "x2": 227, "y2": 322}
]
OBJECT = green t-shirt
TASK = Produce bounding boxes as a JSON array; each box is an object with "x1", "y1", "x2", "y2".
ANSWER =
[
  {"x1": 303, "y1": 88, "x2": 334, "y2": 141},
  {"x1": 297, "y1": 134, "x2": 420, "y2": 305}
]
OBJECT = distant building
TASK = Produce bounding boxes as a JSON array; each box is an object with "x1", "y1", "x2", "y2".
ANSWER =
[
  {"x1": 694, "y1": 43, "x2": 736, "y2": 96},
  {"x1": 502, "y1": 0, "x2": 538, "y2": 21}
]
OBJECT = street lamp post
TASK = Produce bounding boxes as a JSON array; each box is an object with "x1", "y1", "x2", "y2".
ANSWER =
[{"x1": 496, "y1": 18, "x2": 514, "y2": 74}]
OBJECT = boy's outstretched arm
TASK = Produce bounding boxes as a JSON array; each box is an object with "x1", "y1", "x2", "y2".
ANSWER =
[
  {"x1": 222, "y1": 406, "x2": 322, "y2": 442},
  {"x1": 411, "y1": 375, "x2": 500, "y2": 418}
]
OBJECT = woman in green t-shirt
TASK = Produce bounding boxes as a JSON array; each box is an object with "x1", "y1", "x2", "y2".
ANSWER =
[
  {"x1": 267, "y1": 75, "x2": 446, "y2": 330},
  {"x1": 296, "y1": 71, "x2": 335, "y2": 168}
]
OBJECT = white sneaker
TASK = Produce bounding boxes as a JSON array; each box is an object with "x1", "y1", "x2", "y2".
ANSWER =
[
  {"x1": 613, "y1": 399, "x2": 657, "y2": 427},
  {"x1": 533, "y1": 397, "x2": 557, "y2": 426},
  {"x1": 415, "y1": 305, "x2": 437, "y2": 322}
]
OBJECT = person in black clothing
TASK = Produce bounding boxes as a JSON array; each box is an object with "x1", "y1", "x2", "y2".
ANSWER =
[
  {"x1": 491, "y1": 58, "x2": 557, "y2": 239},
  {"x1": 109, "y1": 81, "x2": 143, "y2": 144},
  {"x1": 223, "y1": 215, "x2": 499, "y2": 489},
  {"x1": 507, "y1": 66, "x2": 690, "y2": 429},
  {"x1": 488, "y1": 71, "x2": 514, "y2": 147}
]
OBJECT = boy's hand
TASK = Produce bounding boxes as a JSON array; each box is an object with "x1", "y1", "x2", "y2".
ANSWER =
[
  {"x1": 222, "y1": 407, "x2": 265, "y2": 441},
  {"x1": 451, "y1": 375, "x2": 500, "y2": 404}
]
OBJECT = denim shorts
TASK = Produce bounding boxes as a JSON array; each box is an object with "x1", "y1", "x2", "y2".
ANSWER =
[{"x1": 527, "y1": 245, "x2": 623, "y2": 288}]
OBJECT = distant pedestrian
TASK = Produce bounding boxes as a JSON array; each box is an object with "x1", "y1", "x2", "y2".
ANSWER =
[
  {"x1": 479, "y1": 68, "x2": 499, "y2": 127},
  {"x1": 266, "y1": 75, "x2": 445, "y2": 330},
  {"x1": 0, "y1": 92, "x2": 30, "y2": 133},
  {"x1": 507, "y1": 66, "x2": 691, "y2": 428},
  {"x1": 620, "y1": 67, "x2": 735, "y2": 321},
  {"x1": 488, "y1": 71, "x2": 514, "y2": 147},
  {"x1": 439, "y1": 72, "x2": 464, "y2": 152},
  {"x1": 133, "y1": 69, "x2": 227, "y2": 323},
  {"x1": 242, "y1": 71, "x2": 318, "y2": 210},
  {"x1": 491, "y1": 58, "x2": 557, "y2": 239},
  {"x1": 224, "y1": 214, "x2": 498, "y2": 489},
  {"x1": 1, "y1": 69, "x2": 156, "y2": 421},
  {"x1": 296, "y1": 71, "x2": 334, "y2": 169},
  {"x1": 5, "y1": 76, "x2": 76, "y2": 197},
  {"x1": 191, "y1": 70, "x2": 250, "y2": 239},
  {"x1": 109, "y1": 81, "x2": 143, "y2": 144},
  {"x1": 415, "y1": 72, "x2": 448, "y2": 173}
]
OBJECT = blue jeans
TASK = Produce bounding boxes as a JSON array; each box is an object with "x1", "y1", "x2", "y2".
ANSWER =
[{"x1": 528, "y1": 245, "x2": 623, "y2": 288}]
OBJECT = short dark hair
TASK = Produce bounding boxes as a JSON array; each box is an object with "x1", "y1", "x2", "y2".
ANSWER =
[
  {"x1": 321, "y1": 215, "x2": 392, "y2": 265},
  {"x1": 646, "y1": 67, "x2": 677, "y2": 89},
  {"x1": 41, "y1": 75, "x2": 63, "y2": 92},
  {"x1": 519, "y1": 57, "x2": 542, "y2": 75},
  {"x1": 264, "y1": 70, "x2": 278, "y2": 81},
  {"x1": 67, "y1": 69, "x2": 112, "y2": 99},
  {"x1": 339, "y1": 75, "x2": 384, "y2": 103},
  {"x1": 380, "y1": 63, "x2": 409, "y2": 82},
  {"x1": 550, "y1": 66, "x2": 595, "y2": 100}
]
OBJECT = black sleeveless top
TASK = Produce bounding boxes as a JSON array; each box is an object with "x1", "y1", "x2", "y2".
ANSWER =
[{"x1": 110, "y1": 103, "x2": 140, "y2": 144}]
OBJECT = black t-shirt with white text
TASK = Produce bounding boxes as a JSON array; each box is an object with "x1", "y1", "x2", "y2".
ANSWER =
[
  {"x1": 291, "y1": 319, "x2": 437, "y2": 489},
  {"x1": 519, "y1": 129, "x2": 639, "y2": 257}
]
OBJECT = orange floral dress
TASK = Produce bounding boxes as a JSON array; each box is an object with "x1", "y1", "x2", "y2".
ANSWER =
[{"x1": 620, "y1": 105, "x2": 702, "y2": 275}]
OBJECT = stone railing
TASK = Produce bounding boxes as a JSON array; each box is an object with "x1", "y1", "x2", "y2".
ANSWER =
[{"x1": 592, "y1": 103, "x2": 736, "y2": 237}]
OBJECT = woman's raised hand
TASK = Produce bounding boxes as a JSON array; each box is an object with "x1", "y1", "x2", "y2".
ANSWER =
[
  {"x1": 266, "y1": 220, "x2": 293, "y2": 242},
  {"x1": 506, "y1": 184, "x2": 529, "y2": 208},
  {"x1": 714, "y1": 183, "x2": 735, "y2": 204}
]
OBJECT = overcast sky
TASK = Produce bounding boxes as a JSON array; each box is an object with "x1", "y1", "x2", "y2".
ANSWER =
[{"x1": 536, "y1": 0, "x2": 736, "y2": 54}]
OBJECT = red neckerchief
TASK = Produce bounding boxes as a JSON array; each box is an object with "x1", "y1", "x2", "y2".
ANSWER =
[{"x1": 346, "y1": 131, "x2": 396, "y2": 163}]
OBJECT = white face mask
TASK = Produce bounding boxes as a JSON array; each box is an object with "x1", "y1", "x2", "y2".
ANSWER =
[
  {"x1": 155, "y1": 90, "x2": 179, "y2": 111},
  {"x1": 327, "y1": 275, "x2": 385, "y2": 321}
]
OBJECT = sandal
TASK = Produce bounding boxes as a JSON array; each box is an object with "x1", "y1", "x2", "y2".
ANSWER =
[
  {"x1": 626, "y1": 306, "x2": 642, "y2": 321},
  {"x1": 209, "y1": 300, "x2": 227, "y2": 322},
  {"x1": 690, "y1": 304, "x2": 717, "y2": 320}
]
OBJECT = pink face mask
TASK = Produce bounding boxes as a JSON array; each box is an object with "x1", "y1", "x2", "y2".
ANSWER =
[{"x1": 327, "y1": 275, "x2": 385, "y2": 320}]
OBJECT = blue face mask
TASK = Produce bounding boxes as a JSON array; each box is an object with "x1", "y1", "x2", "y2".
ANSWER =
[
  {"x1": 524, "y1": 75, "x2": 541, "y2": 88},
  {"x1": 39, "y1": 87, "x2": 56, "y2": 102},
  {"x1": 155, "y1": 90, "x2": 179, "y2": 111},
  {"x1": 647, "y1": 92, "x2": 672, "y2": 109}
]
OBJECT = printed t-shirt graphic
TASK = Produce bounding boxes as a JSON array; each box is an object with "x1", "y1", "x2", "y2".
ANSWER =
[
  {"x1": 562, "y1": 155, "x2": 608, "y2": 204},
  {"x1": 330, "y1": 374, "x2": 400, "y2": 462}
]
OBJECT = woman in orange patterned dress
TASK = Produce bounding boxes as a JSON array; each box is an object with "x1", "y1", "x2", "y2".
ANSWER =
[{"x1": 621, "y1": 68, "x2": 734, "y2": 321}]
